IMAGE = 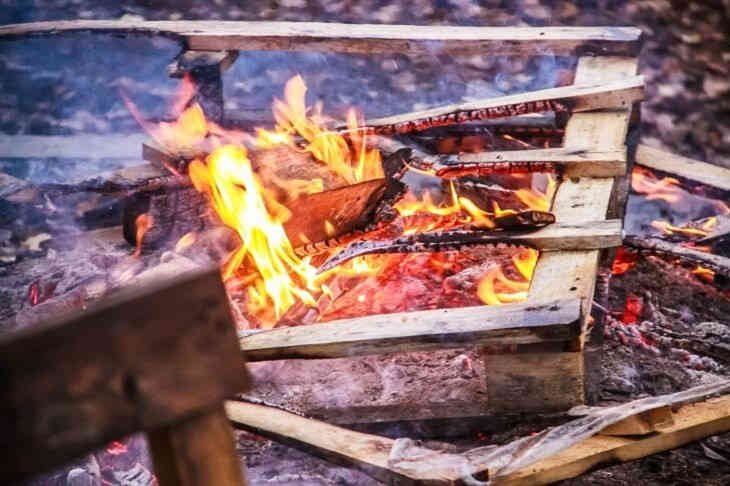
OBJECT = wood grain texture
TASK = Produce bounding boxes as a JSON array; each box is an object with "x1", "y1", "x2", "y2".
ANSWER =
[
  {"x1": 636, "y1": 143, "x2": 730, "y2": 193},
  {"x1": 0, "y1": 268, "x2": 249, "y2": 483},
  {"x1": 226, "y1": 400, "x2": 468, "y2": 485},
  {"x1": 456, "y1": 147, "x2": 626, "y2": 178},
  {"x1": 496, "y1": 395, "x2": 730, "y2": 486},
  {"x1": 363, "y1": 76, "x2": 644, "y2": 132},
  {"x1": 0, "y1": 21, "x2": 642, "y2": 55},
  {"x1": 148, "y1": 406, "x2": 247, "y2": 486},
  {"x1": 240, "y1": 298, "x2": 582, "y2": 361}
]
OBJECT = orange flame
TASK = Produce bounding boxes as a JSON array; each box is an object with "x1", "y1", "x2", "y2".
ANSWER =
[{"x1": 134, "y1": 213, "x2": 153, "y2": 257}]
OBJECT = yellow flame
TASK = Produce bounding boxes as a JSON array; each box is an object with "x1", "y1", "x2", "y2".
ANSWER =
[{"x1": 189, "y1": 145, "x2": 319, "y2": 320}]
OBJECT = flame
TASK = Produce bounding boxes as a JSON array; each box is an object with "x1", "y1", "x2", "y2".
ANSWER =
[
  {"x1": 477, "y1": 249, "x2": 537, "y2": 305},
  {"x1": 631, "y1": 167, "x2": 684, "y2": 204},
  {"x1": 515, "y1": 174, "x2": 557, "y2": 212},
  {"x1": 257, "y1": 75, "x2": 383, "y2": 184},
  {"x1": 129, "y1": 74, "x2": 558, "y2": 326},
  {"x1": 134, "y1": 213, "x2": 153, "y2": 257},
  {"x1": 189, "y1": 145, "x2": 320, "y2": 321},
  {"x1": 692, "y1": 265, "x2": 715, "y2": 283}
]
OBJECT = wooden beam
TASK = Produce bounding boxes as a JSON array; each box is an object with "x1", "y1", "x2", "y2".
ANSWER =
[
  {"x1": 0, "y1": 268, "x2": 249, "y2": 483},
  {"x1": 240, "y1": 298, "x2": 581, "y2": 361},
  {"x1": 361, "y1": 76, "x2": 644, "y2": 134},
  {"x1": 623, "y1": 236, "x2": 730, "y2": 278},
  {"x1": 497, "y1": 394, "x2": 730, "y2": 485},
  {"x1": 225, "y1": 400, "x2": 472, "y2": 486},
  {"x1": 0, "y1": 133, "x2": 146, "y2": 159},
  {"x1": 0, "y1": 21, "x2": 643, "y2": 56},
  {"x1": 148, "y1": 406, "x2": 247, "y2": 486},
  {"x1": 636, "y1": 143, "x2": 730, "y2": 193},
  {"x1": 438, "y1": 147, "x2": 626, "y2": 178}
]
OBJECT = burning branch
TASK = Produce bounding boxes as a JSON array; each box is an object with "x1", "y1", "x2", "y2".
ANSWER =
[
  {"x1": 350, "y1": 76, "x2": 644, "y2": 135},
  {"x1": 623, "y1": 235, "x2": 730, "y2": 278},
  {"x1": 318, "y1": 220, "x2": 621, "y2": 273}
]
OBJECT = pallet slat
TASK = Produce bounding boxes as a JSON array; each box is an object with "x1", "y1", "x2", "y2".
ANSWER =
[
  {"x1": 363, "y1": 76, "x2": 644, "y2": 133},
  {"x1": 636, "y1": 143, "x2": 730, "y2": 193},
  {"x1": 241, "y1": 298, "x2": 581, "y2": 361},
  {"x1": 457, "y1": 147, "x2": 627, "y2": 178},
  {"x1": 0, "y1": 21, "x2": 642, "y2": 55}
]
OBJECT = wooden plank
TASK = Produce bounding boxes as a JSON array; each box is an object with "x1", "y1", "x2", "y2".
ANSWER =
[
  {"x1": 527, "y1": 57, "x2": 638, "y2": 315},
  {"x1": 225, "y1": 400, "x2": 468, "y2": 486},
  {"x1": 599, "y1": 406, "x2": 674, "y2": 436},
  {"x1": 362, "y1": 76, "x2": 644, "y2": 134},
  {"x1": 636, "y1": 143, "x2": 730, "y2": 193},
  {"x1": 0, "y1": 21, "x2": 642, "y2": 56},
  {"x1": 0, "y1": 134, "x2": 146, "y2": 159},
  {"x1": 0, "y1": 268, "x2": 249, "y2": 483},
  {"x1": 240, "y1": 298, "x2": 582, "y2": 361},
  {"x1": 457, "y1": 147, "x2": 627, "y2": 178},
  {"x1": 497, "y1": 395, "x2": 730, "y2": 486},
  {"x1": 486, "y1": 57, "x2": 638, "y2": 413},
  {"x1": 148, "y1": 406, "x2": 247, "y2": 486}
]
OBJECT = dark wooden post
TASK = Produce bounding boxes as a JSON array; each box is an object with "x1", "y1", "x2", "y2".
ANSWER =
[
  {"x1": 0, "y1": 268, "x2": 249, "y2": 485},
  {"x1": 168, "y1": 50, "x2": 239, "y2": 124}
]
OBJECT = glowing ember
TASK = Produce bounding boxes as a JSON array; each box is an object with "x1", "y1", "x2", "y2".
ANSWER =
[
  {"x1": 127, "y1": 75, "x2": 556, "y2": 327},
  {"x1": 612, "y1": 247, "x2": 639, "y2": 275}
]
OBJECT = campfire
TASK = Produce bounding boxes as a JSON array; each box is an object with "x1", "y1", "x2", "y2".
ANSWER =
[
  {"x1": 2, "y1": 19, "x2": 729, "y2": 486},
  {"x1": 124, "y1": 73, "x2": 560, "y2": 329}
]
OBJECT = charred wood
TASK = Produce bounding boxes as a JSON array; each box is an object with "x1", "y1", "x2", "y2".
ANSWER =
[
  {"x1": 623, "y1": 235, "x2": 730, "y2": 278},
  {"x1": 352, "y1": 77, "x2": 644, "y2": 135},
  {"x1": 319, "y1": 219, "x2": 621, "y2": 273}
]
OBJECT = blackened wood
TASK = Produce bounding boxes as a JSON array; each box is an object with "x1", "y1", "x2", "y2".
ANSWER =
[
  {"x1": 356, "y1": 77, "x2": 644, "y2": 135},
  {"x1": 318, "y1": 220, "x2": 622, "y2": 273},
  {"x1": 0, "y1": 21, "x2": 643, "y2": 56},
  {"x1": 148, "y1": 406, "x2": 247, "y2": 486},
  {"x1": 240, "y1": 298, "x2": 581, "y2": 361},
  {"x1": 0, "y1": 268, "x2": 249, "y2": 483},
  {"x1": 623, "y1": 235, "x2": 730, "y2": 277}
]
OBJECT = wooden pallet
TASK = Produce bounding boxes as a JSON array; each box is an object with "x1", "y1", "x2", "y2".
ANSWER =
[{"x1": 0, "y1": 22, "x2": 642, "y2": 418}]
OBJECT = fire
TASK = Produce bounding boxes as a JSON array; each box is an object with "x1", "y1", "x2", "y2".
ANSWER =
[
  {"x1": 631, "y1": 166, "x2": 684, "y2": 204},
  {"x1": 477, "y1": 249, "x2": 538, "y2": 305},
  {"x1": 189, "y1": 145, "x2": 319, "y2": 321},
  {"x1": 128, "y1": 74, "x2": 556, "y2": 326},
  {"x1": 257, "y1": 75, "x2": 383, "y2": 185},
  {"x1": 134, "y1": 213, "x2": 153, "y2": 257}
]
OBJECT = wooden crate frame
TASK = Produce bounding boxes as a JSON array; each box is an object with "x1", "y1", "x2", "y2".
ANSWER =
[{"x1": 0, "y1": 21, "x2": 641, "y2": 417}]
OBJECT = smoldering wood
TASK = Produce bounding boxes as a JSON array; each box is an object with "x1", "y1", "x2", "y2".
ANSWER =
[
  {"x1": 0, "y1": 268, "x2": 249, "y2": 483},
  {"x1": 623, "y1": 235, "x2": 730, "y2": 277},
  {"x1": 318, "y1": 219, "x2": 623, "y2": 273},
  {"x1": 354, "y1": 76, "x2": 644, "y2": 135},
  {"x1": 635, "y1": 143, "x2": 730, "y2": 194},
  {"x1": 240, "y1": 298, "x2": 582, "y2": 361},
  {"x1": 121, "y1": 174, "x2": 388, "y2": 250},
  {"x1": 0, "y1": 21, "x2": 643, "y2": 56}
]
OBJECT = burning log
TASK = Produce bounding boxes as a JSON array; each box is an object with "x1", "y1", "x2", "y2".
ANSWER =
[
  {"x1": 240, "y1": 298, "x2": 581, "y2": 361},
  {"x1": 352, "y1": 76, "x2": 644, "y2": 135},
  {"x1": 319, "y1": 219, "x2": 622, "y2": 273},
  {"x1": 623, "y1": 235, "x2": 730, "y2": 278},
  {"x1": 697, "y1": 213, "x2": 730, "y2": 248}
]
